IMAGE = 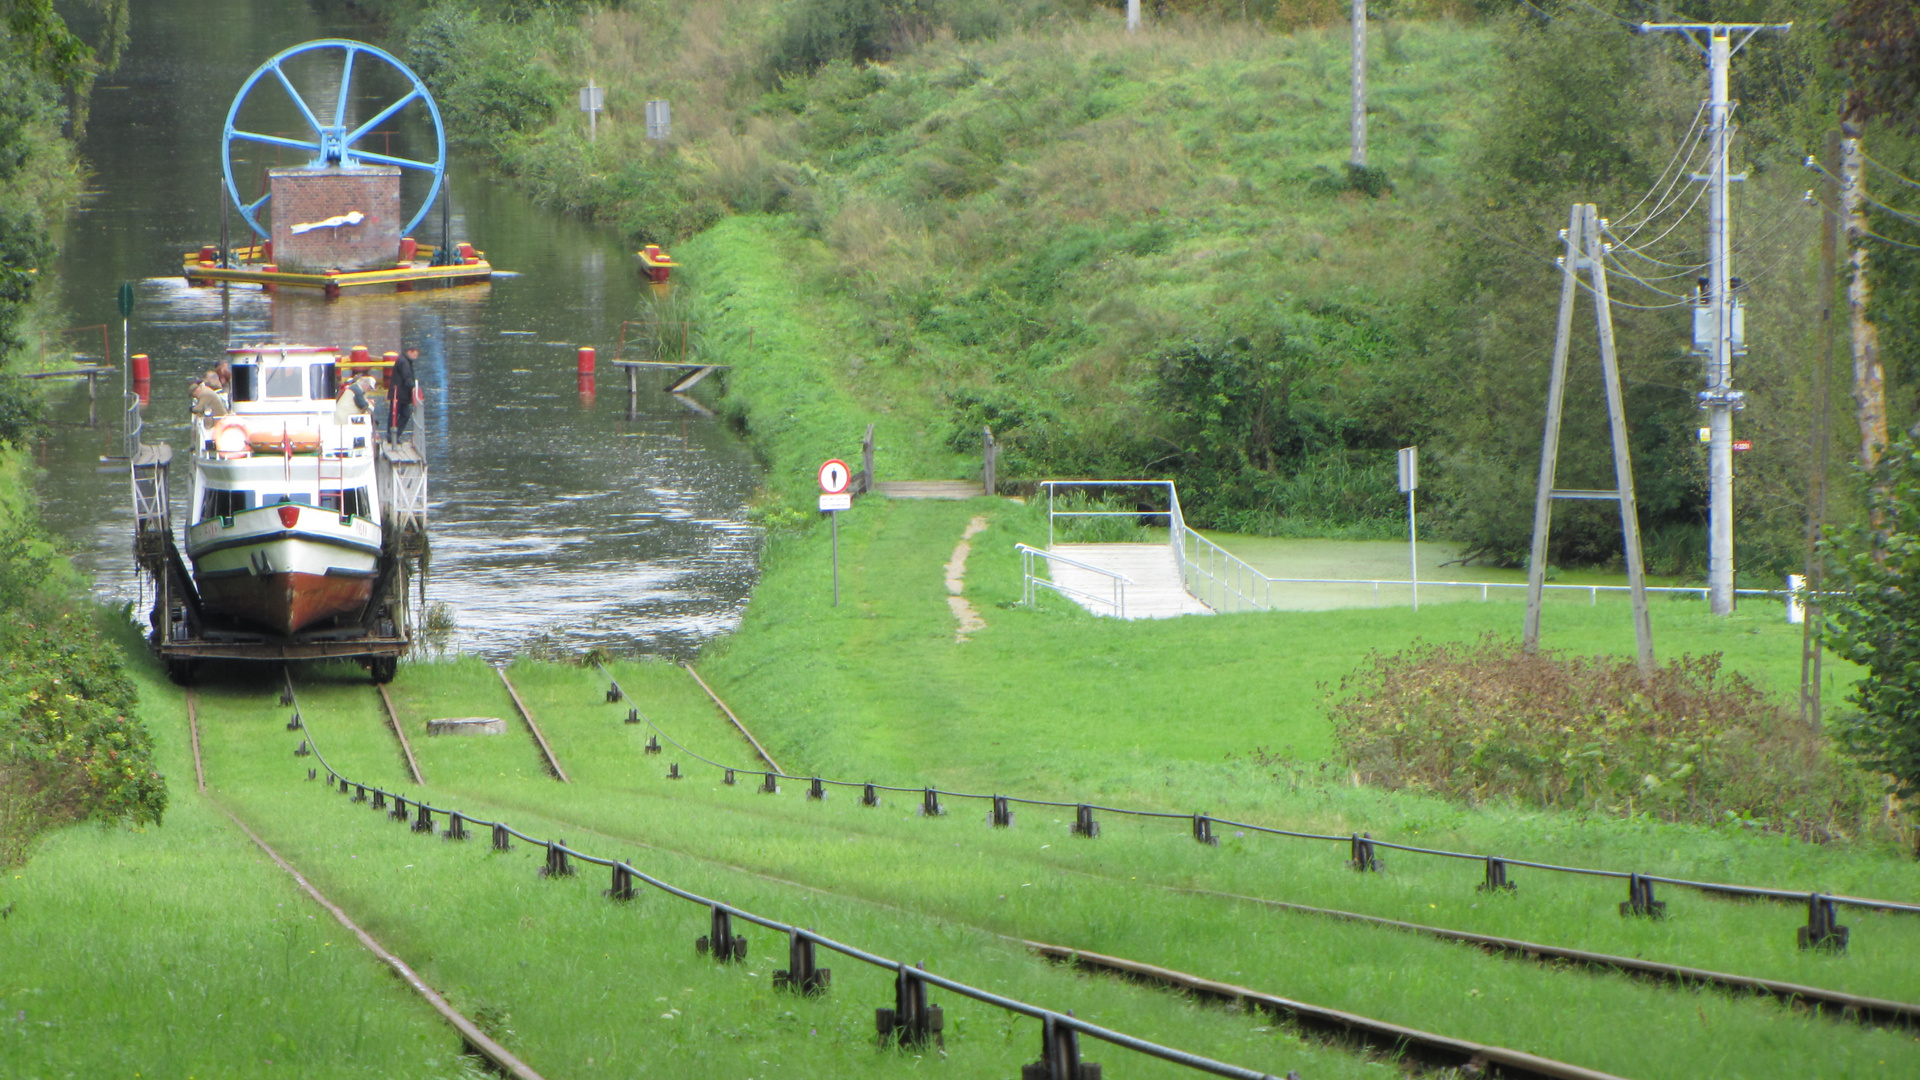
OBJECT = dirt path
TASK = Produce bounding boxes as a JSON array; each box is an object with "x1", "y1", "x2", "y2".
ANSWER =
[{"x1": 944, "y1": 515, "x2": 990, "y2": 642}]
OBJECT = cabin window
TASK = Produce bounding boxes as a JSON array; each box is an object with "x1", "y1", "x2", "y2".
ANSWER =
[
  {"x1": 201, "y1": 488, "x2": 252, "y2": 519},
  {"x1": 270, "y1": 492, "x2": 313, "y2": 505},
  {"x1": 264, "y1": 366, "x2": 305, "y2": 399},
  {"x1": 320, "y1": 487, "x2": 371, "y2": 517},
  {"x1": 229, "y1": 364, "x2": 257, "y2": 401},
  {"x1": 310, "y1": 362, "x2": 337, "y2": 402}
]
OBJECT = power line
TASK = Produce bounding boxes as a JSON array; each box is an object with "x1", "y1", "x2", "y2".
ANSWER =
[
  {"x1": 1610, "y1": 102, "x2": 1710, "y2": 233},
  {"x1": 1863, "y1": 152, "x2": 1920, "y2": 192}
]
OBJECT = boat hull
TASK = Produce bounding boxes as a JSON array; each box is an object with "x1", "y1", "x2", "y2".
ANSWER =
[
  {"x1": 187, "y1": 507, "x2": 383, "y2": 636},
  {"x1": 195, "y1": 568, "x2": 375, "y2": 636}
]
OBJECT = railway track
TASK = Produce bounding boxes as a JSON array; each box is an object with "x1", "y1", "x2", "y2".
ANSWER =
[
  {"x1": 186, "y1": 690, "x2": 543, "y2": 1080},
  {"x1": 289, "y1": 702, "x2": 1635, "y2": 1080},
  {"x1": 256, "y1": 666, "x2": 1920, "y2": 1080},
  {"x1": 597, "y1": 664, "x2": 1920, "y2": 1034}
]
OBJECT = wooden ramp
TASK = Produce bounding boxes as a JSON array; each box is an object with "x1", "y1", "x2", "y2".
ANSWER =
[
  {"x1": 1049, "y1": 543, "x2": 1211, "y2": 619},
  {"x1": 876, "y1": 481, "x2": 985, "y2": 500}
]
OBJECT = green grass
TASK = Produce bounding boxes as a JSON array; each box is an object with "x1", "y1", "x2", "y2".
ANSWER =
[
  {"x1": 691, "y1": 494, "x2": 1850, "y2": 783},
  {"x1": 0, "y1": 662, "x2": 466, "y2": 1079},
  {"x1": 253, "y1": 658, "x2": 1920, "y2": 1079}
]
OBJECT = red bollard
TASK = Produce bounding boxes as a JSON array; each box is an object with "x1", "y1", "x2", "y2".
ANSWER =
[
  {"x1": 578, "y1": 372, "x2": 596, "y2": 407},
  {"x1": 381, "y1": 353, "x2": 398, "y2": 390},
  {"x1": 132, "y1": 353, "x2": 151, "y2": 405},
  {"x1": 261, "y1": 240, "x2": 272, "y2": 263},
  {"x1": 398, "y1": 237, "x2": 417, "y2": 265},
  {"x1": 350, "y1": 345, "x2": 371, "y2": 365},
  {"x1": 198, "y1": 245, "x2": 217, "y2": 265},
  {"x1": 576, "y1": 346, "x2": 596, "y2": 376}
]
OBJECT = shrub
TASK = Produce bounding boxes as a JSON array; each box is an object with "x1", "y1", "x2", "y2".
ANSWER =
[
  {"x1": 1328, "y1": 635, "x2": 1879, "y2": 841},
  {"x1": 0, "y1": 607, "x2": 166, "y2": 866},
  {"x1": 1824, "y1": 432, "x2": 1920, "y2": 809}
]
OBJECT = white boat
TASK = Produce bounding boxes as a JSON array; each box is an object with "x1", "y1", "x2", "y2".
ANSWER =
[{"x1": 184, "y1": 345, "x2": 387, "y2": 636}]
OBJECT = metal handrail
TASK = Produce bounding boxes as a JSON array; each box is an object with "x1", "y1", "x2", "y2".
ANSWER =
[
  {"x1": 292, "y1": 718, "x2": 1290, "y2": 1080},
  {"x1": 1040, "y1": 478, "x2": 1800, "y2": 614},
  {"x1": 1015, "y1": 542, "x2": 1130, "y2": 617}
]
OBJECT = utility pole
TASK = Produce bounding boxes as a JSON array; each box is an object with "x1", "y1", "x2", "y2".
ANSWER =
[
  {"x1": 1524, "y1": 205, "x2": 1654, "y2": 678},
  {"x1": 1636, "y1": 20, "x2": 1790, "y2": 615},
  {"x1": 1839, "y1": 125, "x2": 1888, "y2": 468},
  {"x1": 1350, "y1": 0, "x2": 1367, "y2": 169}
]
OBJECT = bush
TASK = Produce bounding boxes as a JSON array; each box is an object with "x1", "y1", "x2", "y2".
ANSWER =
[
  {"x1": 0, "y1": 459, "x2": 166, "y2": 866},
  {"x1": 1824, "y1": 432, "x2": 1920, "y2": 809},
  {"x1": 1328, "y1": 635, "x2": 1878, "y2": 841}
]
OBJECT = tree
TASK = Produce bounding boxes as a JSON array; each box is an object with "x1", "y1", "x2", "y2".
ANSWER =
[
  {"x1": 1823, "y1": 430, "x2": 1920, "y2": 807},
  {"x1": 1833, "y1": 0, "x2": 1920, "y2": 131}
]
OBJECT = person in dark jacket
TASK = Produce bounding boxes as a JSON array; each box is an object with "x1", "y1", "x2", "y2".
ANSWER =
[{"x1": 391, "y1": 343, "x2": 419, "y2": 438}]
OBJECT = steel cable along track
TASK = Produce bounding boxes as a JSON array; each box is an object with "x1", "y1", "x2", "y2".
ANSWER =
[
  {"x1": 603, "y1": 667, "x2": 1920, "y2": 1033},
  {"x1": 287, "y1": 689, "x2": 1640, "y2": 1080},
  {"x1": 600, "y1": 664, "x2": 1920, "y2": 923}
]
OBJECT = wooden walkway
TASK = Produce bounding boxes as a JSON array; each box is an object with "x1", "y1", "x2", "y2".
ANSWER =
[
  {"x1": 1048, "y1": 543, "x2": 1212, "y2": 620},
  {"x1": 876, "y1": 480, "x2": 986, "y2": 500}
]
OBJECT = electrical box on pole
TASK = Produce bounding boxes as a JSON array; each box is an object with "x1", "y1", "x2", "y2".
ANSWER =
[{"x1": 1635, "y1": 19, "x2": 1790, "y2": 616}]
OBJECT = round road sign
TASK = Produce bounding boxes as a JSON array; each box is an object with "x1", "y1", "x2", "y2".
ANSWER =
[{"x1": 818, "y1": 458, "x2": 852, "y2": 494}]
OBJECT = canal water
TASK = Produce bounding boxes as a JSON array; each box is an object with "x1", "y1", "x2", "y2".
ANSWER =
[{"x1": 34, "y1": 0, "x2": 762, "y2": 660}]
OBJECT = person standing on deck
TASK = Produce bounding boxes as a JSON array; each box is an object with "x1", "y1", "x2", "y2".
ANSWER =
[{"x1": 391, "y1": 344, "x2": 419, "y2": 439}]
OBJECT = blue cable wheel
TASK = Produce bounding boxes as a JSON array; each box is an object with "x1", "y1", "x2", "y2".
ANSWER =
[{"x1": 222, "y1": 39, "x2": 447, "y2": 239}]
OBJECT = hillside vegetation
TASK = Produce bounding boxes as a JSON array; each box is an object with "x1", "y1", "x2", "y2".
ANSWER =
[{"x1": 379, "y1": 0, "x2": 1920, "y2": 581}]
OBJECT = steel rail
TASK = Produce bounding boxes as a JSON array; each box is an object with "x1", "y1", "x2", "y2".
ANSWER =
[
  {"x1": 375, "y1": 683, "x2": 425, "y2": 785},
  {"x1": 495, "y1": 665, "x2": 569, "y2": 782},
  {"x1": 193, "y1": 690, "x2": 545, "y2": 1080},
  {"x1": 1028, "y1": 943, "x2": 1631, "y2": 1080},
  {"x1": 289, "y1": 726, "x2": 1293, "y2": 1080},
  {"x1": 593, "y1": 669, "x2": 1920, "y2": 1033},
  {"x1": 1156, "y1": 885, "x2": 1920, "y2": 1030},
  {"x1": 677, "y1": 661, "x2": 783, "y2": 775},
  {"x1": 594, "y1": 672, "x2": 1920, "y2": 917}
]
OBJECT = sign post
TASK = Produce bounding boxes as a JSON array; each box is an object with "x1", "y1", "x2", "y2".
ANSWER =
[
  {"x1": 818, "y1": 459, "x2": 852, "y2": 606},
  {"x1": 1398, "y1": 446, "x2": 1418, "y2": 611},
  {"x1": 579, "y1": 81, "x2": 605, "y2": 142}
]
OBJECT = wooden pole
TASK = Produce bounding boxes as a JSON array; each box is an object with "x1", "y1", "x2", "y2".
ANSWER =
[
  {"x1": 1350, "y1": 0, "x2": 1367, "y2": 169},
  {"x1": 1585, "y1": 204, "x2": 1654, "y2": 678},
  {"x1": 1523, "y1": 206, "x2": 1584, "y2": 651},
  {"x1": 1802, "y1": 130, "x2": 1842, "y2": 729},
  {"x1": 1841, "y1": 127, "x2": 1887, "y2": 468}
]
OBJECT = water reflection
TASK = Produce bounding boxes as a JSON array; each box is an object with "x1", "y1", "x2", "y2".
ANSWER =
[{"x1": 35, "y1": 0, "x2": 761, "y2": 661}]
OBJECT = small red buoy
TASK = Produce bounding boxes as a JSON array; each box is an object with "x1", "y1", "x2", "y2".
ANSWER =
[
  {"x1": 130, "y1": 353, "x2": 151, "y2": 384},
  {"x1": 577, "y1": 346, "x2": 596, "y2": 375}
]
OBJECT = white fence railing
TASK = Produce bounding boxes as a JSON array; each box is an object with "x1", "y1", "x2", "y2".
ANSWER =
[
  {"x1": 1015, "y1": 542, "x2": 1130, "y2": 618},
  {"x1": 1037, "y1": 479, "x2": 1790, "y2": 614}
]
